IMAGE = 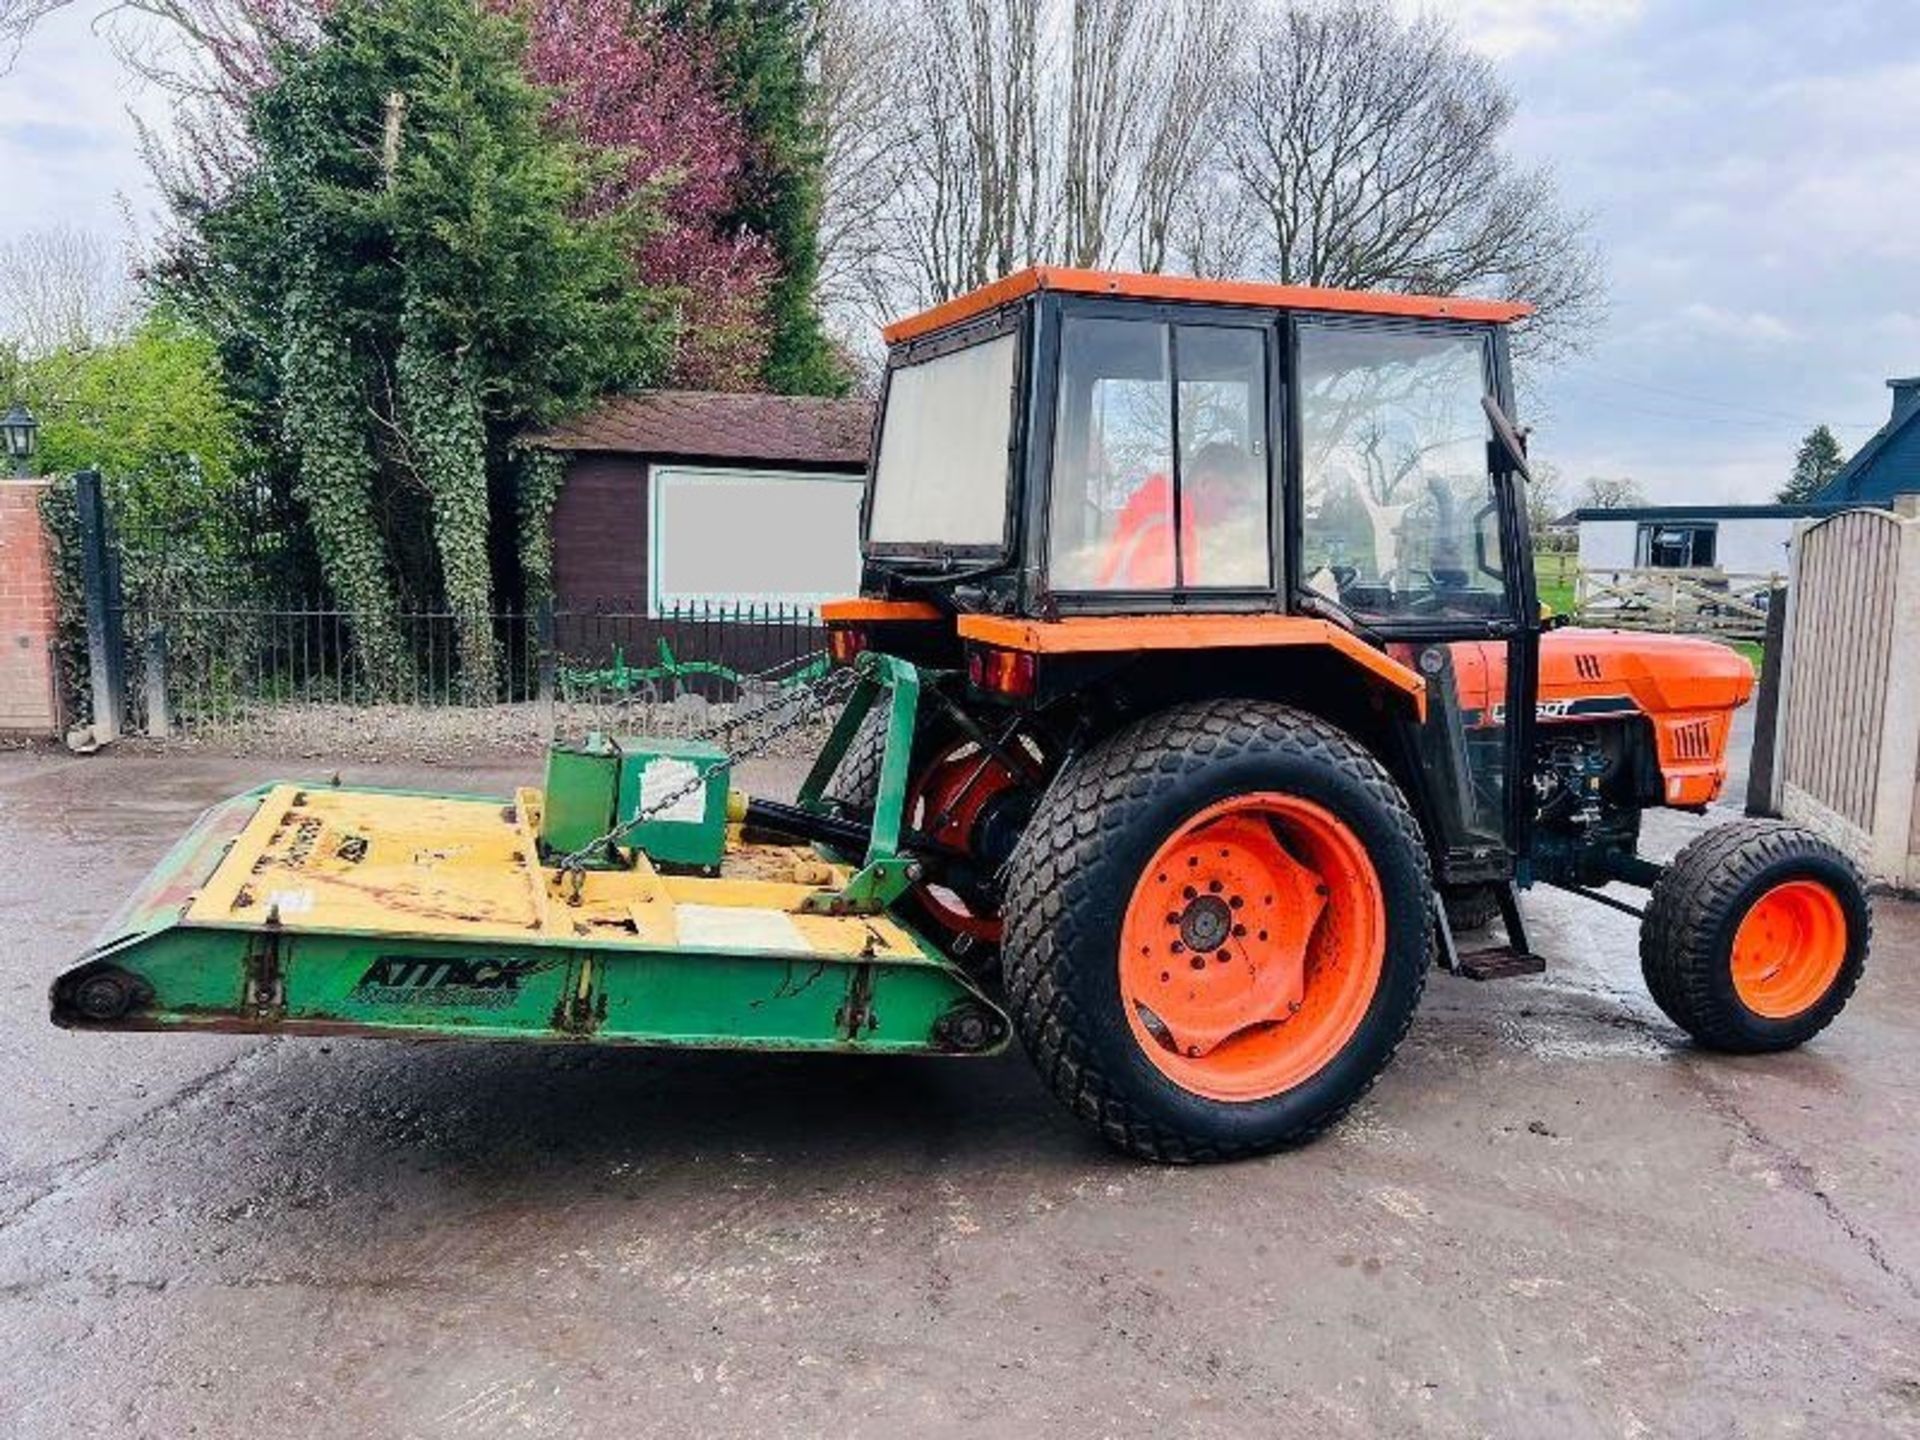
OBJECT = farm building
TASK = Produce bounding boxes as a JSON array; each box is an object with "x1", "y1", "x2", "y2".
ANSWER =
[
  {"x1": 1573, "y1": 375, "x2": 1920, "y2": 576},
  {"x1": 1572, "y1": 502, "x2": 1840, "y2": 576},
  {"x1": 528, "y1": 390, "x2": 873, "y2": 614},
  {"x1": 1815, "y1": 376, "x2": 1920, "y2": 504}
]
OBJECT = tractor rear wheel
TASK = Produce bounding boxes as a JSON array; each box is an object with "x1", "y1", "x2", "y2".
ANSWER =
[
  {"x1": 1641, "y1": 820, "x2": 1870, "y2": 1052},
  {"x1": 1002, "y1": 700, "x2": 1431, "y2": 1163}
]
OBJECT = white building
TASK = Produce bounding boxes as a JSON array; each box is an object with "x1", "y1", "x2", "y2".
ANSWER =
[{"x1": 1573, "y1": 503, "x2": 1843, "y2": 577}]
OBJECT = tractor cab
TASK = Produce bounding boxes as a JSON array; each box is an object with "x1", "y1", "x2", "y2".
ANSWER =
[
  {"x1": 843, "y1": 268, "x2": 1542, "y2": 897},
  {"x1": 861, "y1": 268, "x2": 1532, "y2": 629}
]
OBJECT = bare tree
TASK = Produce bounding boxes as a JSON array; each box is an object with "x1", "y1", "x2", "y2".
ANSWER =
[
  {"x1": 1061, "y1": 0, "x2": 1161, "y2": 267},
  {"x1": 813, "y1": 0, "x2": 916, "y2": 334},
  {"x1": 1206, "y1": 0, "x2": 1602, "y2": 357},
  {"x1": 820, "y1": 0, "x2": 1245, "y2": 338},
  {"x1": 1166, "y1": 161, "x2": 1263, "y2": 280},
  {"x1": 0, "y1": 224, "x2": 137, "y2": 356},
  {"x1": 1579, "y1": 475, "x2": 1647, "y2": 510},
  {"x1": 1129, "y1": 0, "x2": 1238, "y2": 273},
  {"x1": 1525, "y1": 458, "x2": 1566, "y2": 535},
  {"x1": 3, "y1": 0, "x2": 320, "y2": 196}
]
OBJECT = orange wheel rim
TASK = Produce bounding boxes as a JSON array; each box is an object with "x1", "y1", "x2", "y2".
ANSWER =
[
  {"x1": 1118, "y1": 793, "x2": 1386, "y2": 1103},
  {"x1": 1730, "y1": 879, "x2": 1848, "y2": 1019},
  {"x1": 907, "y1": 742, "x2": 1020, "y2": 945}
]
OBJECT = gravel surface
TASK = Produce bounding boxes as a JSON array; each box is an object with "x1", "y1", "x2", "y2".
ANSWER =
[{"x1": 109, "y1": 699, "x2": 839, "y2": 766}]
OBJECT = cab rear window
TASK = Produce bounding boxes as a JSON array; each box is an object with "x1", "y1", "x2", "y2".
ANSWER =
[{"x1": 868, "y1": 333, "x2": 1020, "y2": 551}]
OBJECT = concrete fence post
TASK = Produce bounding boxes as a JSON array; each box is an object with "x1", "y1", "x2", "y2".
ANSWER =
[
  {"x1": 1745, "y1": 582, "x2": 1789, "y2": 817},
  {"x1": 1871, "y1": 519, "x2": 1920, "y2": 888},
  {"x1": 145, "y1": 626, "x2": 173, "y2": 739}
]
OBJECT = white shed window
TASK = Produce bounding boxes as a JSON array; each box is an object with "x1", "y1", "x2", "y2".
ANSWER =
[{"x1": 651, "y1": 467, "x2": 864, "y2": 615}]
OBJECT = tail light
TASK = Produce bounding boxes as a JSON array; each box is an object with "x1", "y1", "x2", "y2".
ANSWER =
[
  {"x1": 967, "y1": 645, "x2": 1036, "y2": 698},
  {"x1": 828, "y1": 627, "x2": 869, "y2": 666}
]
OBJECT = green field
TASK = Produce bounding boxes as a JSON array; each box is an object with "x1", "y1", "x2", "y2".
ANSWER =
[{"x1": 1534, "y1": 550, "x2": 1579, "y2": 615}]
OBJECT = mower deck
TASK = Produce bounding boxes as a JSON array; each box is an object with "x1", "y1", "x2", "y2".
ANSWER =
[{"x1": 51, "y1": 782, "x2": 1006, "y2": 1056}]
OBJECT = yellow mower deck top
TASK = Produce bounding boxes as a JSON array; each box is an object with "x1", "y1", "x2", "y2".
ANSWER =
[{"x1": 187, "y1": 784, "x2": 927, "y2": 963}]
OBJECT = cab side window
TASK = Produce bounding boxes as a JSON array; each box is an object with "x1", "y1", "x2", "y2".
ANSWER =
[{"x1": 1049, "y1": 316, "x2": 1271, "y2": 593}]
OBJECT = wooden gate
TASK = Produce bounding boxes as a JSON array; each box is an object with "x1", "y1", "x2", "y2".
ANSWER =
[{"x1": 1767, "y1": 501, "x2": 1920, "y2": 888}]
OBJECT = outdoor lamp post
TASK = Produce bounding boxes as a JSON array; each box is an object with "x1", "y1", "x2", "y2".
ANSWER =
[{"x1": 2, "y1": 402, "x2": 38, "y2": 477}]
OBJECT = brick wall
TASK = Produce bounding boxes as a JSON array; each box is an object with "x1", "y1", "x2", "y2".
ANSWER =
[{"x1": 0, "y1": 479, "x2": 60, "y2": 736}]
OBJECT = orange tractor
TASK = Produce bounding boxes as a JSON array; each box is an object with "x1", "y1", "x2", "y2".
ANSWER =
[
  {"x1": 53, "y1": 267, "x2": 1872, "y2": 1163},
  {"x1": 816, "y1": 268, "x2": 1869, "y2": 1158}
]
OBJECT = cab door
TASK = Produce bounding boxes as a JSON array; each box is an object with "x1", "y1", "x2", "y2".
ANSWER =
[{"x1": 1288, "y1": 316, "x2": 1539, "y2": 883}]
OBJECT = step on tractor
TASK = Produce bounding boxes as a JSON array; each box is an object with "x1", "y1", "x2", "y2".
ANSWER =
[{"x1": 53, "y1": 268, "x2": 1874, "y2": 1162}]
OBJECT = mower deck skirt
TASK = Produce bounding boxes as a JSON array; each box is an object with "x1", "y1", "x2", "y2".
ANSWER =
[{"x1": 50, "y1": 783, "x2": 1003, "y2": 1055}]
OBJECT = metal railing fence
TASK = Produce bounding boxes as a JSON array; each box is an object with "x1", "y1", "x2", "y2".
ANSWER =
[{"x1": 110, "y1": 599, "x2": 829, "y2": 736}]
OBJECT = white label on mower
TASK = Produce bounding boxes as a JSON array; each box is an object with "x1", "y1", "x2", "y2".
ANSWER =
[
  {"x1": 266, "y1": 888, "x2": 314, "y2": 915},
  {"x1": 641, "y1": 757, "x2": 707, "y2": 824},
  {"x1": 675, "y1": 904, "x2": 807, "y2": 953}
]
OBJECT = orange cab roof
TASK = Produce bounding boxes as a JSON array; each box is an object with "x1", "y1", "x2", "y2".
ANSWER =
[{"x1": 882, "y1": 266, "x2": 1533, "y2": 345}]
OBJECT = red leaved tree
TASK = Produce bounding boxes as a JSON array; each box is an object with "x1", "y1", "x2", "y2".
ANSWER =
[
  {"x1": 517, "y1": 0, "x2": 776, "y2": 390},
  {"x1": 46, "y1": 0, "x2": 776, "y2": 391}
]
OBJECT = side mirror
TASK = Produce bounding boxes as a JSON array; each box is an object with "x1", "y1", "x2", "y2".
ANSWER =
[{"x1": 1481, "y1": 394, "x2": 1532, "y2": 483}]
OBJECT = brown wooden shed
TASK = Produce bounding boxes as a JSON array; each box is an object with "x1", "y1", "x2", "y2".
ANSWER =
[{"x1": 527, "y1": 391, "x2": 873, "y2": 612}]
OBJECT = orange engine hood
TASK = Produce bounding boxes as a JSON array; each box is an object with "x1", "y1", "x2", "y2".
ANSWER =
[
  {"x1": 1537, "y1": 628, "x2": 1756, "y2": 715},
  {"x1": 1444, "y1": 628, "x2": 1756, "y2": 809},
  {"x1": 1448, "y1": 628, "x2": 1755, "y2": 720}
]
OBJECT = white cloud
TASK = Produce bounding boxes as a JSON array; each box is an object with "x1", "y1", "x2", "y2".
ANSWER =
[
  {"x1": 1672, "y1": 303, "x2": 1801, "y2": 347},
  {"x1": 1403, "y1": 0, "x2": 1646, "y2": 57},
  {"x1": 0, "y1": 6, "x2": 167, "y2": 234}
]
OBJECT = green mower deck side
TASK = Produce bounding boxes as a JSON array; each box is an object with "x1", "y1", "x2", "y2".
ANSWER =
[{"x1": 51, "y1": 780, "x2": 1008, "y2": 1058}]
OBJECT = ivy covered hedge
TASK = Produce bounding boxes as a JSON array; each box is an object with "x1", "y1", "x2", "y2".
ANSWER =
[{"x1": 160, "y1": 0, "x2": 669, "y2": 688}]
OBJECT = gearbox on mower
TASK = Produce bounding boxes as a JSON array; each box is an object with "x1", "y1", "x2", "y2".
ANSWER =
[{"x1": 53, "y1": 267, "x2": 1872, "y2": 1163}]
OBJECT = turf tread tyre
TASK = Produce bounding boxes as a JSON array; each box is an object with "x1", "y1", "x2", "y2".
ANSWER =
[
  {"x1": 1002, "y1": 700, "x2": 1431, "y2": 1164},
  {"x1": 1640, "y1": 819, "x2": 1870, "y2": 1052},
  {"x1": 825, "y1": 712, "x2": 889, "y2": 812},
  {"x1": 1443, "y1": 884, "x2": 1502, "y2": 933}
]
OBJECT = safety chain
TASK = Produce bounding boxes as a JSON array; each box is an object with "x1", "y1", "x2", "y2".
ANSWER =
[{"x1": 555, "y1": 662, "x2": 859, "y2": 889}]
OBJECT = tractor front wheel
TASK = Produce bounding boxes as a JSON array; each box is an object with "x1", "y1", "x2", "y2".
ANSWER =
[
  {"x1": 1002, "y1": 701, "x2": 1431, "y2": 1163},
  {"x1": 1640, "y1": 820, "x2": 1870, "y2": 1052}
]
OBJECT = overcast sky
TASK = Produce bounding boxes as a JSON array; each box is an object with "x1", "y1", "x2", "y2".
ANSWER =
[{"x1": 2, "y1": 0, "x2": 1916, "y2": 504}]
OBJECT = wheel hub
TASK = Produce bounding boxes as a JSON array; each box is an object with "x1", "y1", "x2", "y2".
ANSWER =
[
  {"x1": 1178, "y1": 894, "x2": 1234, "y2": 953},
  {"x1": 907, "y1": 742, "x2": 1029, "y2": 947}
]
